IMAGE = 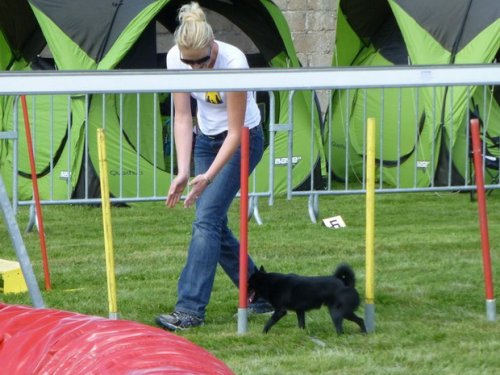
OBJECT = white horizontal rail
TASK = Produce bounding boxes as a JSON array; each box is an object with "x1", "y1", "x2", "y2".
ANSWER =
[{"x1": 0, "y1": 65, "x2": 499, "y2": 95}]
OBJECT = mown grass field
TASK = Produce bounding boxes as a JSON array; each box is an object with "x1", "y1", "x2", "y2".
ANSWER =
[{"x1": 1, "y1": 191, "x2": 499, "y2": 374}]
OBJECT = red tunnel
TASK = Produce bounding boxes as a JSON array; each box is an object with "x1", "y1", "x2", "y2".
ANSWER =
[{"x1": 0, "y1": 303, "x2": 234, "y2": 374}]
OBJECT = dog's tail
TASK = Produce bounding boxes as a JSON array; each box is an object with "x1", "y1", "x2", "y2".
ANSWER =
[{"x1": 333, "y1": 263, "x2": 356, "y2": 287}]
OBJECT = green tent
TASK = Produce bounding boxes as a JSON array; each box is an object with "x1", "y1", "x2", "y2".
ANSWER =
[
  {"x1": 0, "y1": 0, "x2": 323, "y2": 201},
  {"x1": 326, "y1": 0, "x2": 500, "y2": 187},
  {"x1": 0, "y1": 0, "x2": 167, "y2": 200}
]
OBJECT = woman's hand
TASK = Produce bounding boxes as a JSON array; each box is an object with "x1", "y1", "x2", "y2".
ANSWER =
[
  {"x1": 166, "y1": 92, "x2": 194, "y2": 208},
  {"x1": 166, "y1": 174, "x2": 189, "y2": 208},
  {"x1": 183, "y1": 174, "x2": 211, "y2": 208}
]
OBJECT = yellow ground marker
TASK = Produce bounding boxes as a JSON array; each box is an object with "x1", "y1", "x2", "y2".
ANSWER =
[{"x1": 0, "y1": 259, "x2": 28, "y2": 294}]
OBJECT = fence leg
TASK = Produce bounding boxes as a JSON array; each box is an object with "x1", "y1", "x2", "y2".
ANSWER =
[
  {"x1": 0, "y1": 175, "x2": 44, "y2": 308},
  {"x1": 25, "y1": 204, "x2": 37, "y2": 233},
  {"x1": 249, "y1": 196, "x2": 263, "y2": 226},
  {"x1": 308, "y1": 193, "x2": 319, "y2": 224}
]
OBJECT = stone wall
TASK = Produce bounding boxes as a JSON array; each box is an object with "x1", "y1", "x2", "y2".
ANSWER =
[{"x1": 273, "y1": 0, "x2": 336, "y2": 67}]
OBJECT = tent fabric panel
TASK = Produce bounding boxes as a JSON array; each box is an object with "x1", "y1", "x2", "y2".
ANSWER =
[
  {"x1": 30, "y1": 6, "x2": 97, "y2": 69},
  {"x1": 103, "y1": 0, "x2": 165, "y2": 62},
  {"x1": 117, "y1": 93, "x2": 166, "y2": 170},
  {"x1": 328, "y1": 51, "x2": 434, "y2": 187},
  {"x1": 0, "y1": 94, "x2": 86, "y2": 200},
  {"x1": 251, "y1": 88, "x2": 323, "y2": 193},
  {"x1": 339, "y1": 0, "x2": 392, "y2": 43},
  {"x1": 393, "y1": 0, "x2": 500, "y2": 53},
  {"x1": 259, "y1": 0, "x2": 299, "y2": 66},
  {"x1": 430, "y1": 86, "x2": 475, "y2": 186},
  {"x1": 0, "y1": 30, "x2": 12, "y2": 70},
  {"x1": 391, "y1": 2, "x2": 498, "y2": 185},
  {"x1": 389, "y1": 2, "x2": 452, "y2": 65},
  {"x1": 116, "y1": 22, "x2": 158, "y2": 69},
  {"x1": 440, "y1": 84, "x2": 500, "y2": 186},
  {"x1": 30, "y1": 0, "x2": 168, "y2": 70},
  {"x1": 29, "y1": 0, "x2": 159, "y2": 62},
  {"x1": 0, "y1": 0, "x2": 44, "y2": 62},
  {"x1": 251, "y1": 52, "x2": 323, "y2": 192},
  {"x1": 335, "y1": 1, "x2": 408, "y2": 66},
  {"x1": 348, "y1": 87, "x2": 421, "y2": 161},
  {"x1": 420, "y1": 84, "x2": 468, "y2": 186},
  {"x1": 206, "y1": 0, "x2": 287, "y2": 59},
  {"x1": 98, "y1": 1, "x2": 169, "y2": 69},
  {"x1": 328, "y1": 92, "x2": 435, "y2": 188},
  {"x1": 29, "y1": 0, "x2": 118, "y2": 61},
  {"x1": 469, "y1": 87, "x2": 500, "y2": 181},
  {"x1": 454, "y1": 20, "x2": 500, "y2": 64},
  {"x1": 390, "y1": 1, "x2": 499, "y2": 187},
  {"x1": 15, "y1": 96, "x2": 72, "y2": 175},
  {"x1": 87, "y1": 94, "x2": 171, "y2": 198},
  {"x1": 332, "y1": 4, "x2": 366, "y2": 67},
  {"x1": 370, "y1": 17, "x2": 407, "y2": 65}
]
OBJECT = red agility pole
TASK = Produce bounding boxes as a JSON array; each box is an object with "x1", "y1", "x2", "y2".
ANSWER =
[
  {"x1": 470, "y1": 118, "x2": 496, "y2": 321},
  {"x1": 20, "y1": 96, "x2": 51, "y2": 291},
  {"x1": 238, "y1": 127, "x2": 250, "y2": 333}
]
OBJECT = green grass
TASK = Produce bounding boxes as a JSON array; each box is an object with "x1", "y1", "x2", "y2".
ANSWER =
[{"x1": 1, "y1": 192, "x2": 500, "y2": 374}]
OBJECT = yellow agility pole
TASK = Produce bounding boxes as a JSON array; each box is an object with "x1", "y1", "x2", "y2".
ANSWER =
[
  {"x1": 97, "y1": 128, "x2": 118, "y2": 320},
  {"x1": 365, "y1": 117, "x2": 376, "y2": 332}
]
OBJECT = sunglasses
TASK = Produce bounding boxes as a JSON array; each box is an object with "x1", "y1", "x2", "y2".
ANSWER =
[{"x1": 180, "y1": 49, "x2": 211, "y2": 66}]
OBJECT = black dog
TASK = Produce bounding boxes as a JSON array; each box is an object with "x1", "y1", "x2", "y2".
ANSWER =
[{"x1": 248, "y1": 263, "x2": 366, "y2": 334}]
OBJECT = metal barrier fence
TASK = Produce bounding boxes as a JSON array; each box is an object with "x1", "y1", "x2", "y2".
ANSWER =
[{"x1": 1, "y1": 65, "x2": 499, "y2": 224}]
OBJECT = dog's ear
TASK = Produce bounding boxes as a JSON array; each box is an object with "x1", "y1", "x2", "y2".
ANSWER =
[{"x1": 259, "y1": 265, "x2": 266, "y2": 272}]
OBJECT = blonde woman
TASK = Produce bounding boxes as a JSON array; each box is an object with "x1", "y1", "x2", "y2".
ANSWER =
[{"x1": 156, "y1": 2, "x2": 271, "y2": 331}]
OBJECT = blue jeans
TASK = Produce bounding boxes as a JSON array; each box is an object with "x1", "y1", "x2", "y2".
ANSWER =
[{"x1": 175, "y1": 125, "x2": 264, "y2": 319}]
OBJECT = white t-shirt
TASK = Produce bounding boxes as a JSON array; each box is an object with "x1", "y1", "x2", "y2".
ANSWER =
[{"x1": 166, "y1": 41, "x2": 261, "y2": 135}]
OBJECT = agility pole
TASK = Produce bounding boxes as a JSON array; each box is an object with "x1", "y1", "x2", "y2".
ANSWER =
[
  {"x1": 97, "y1": 128, "x2": 119, "y2": 320},
  {"x1": 20, "y1": 95, "x2": 51, "y2": 291},
  {"x1": 470, "y1": 119, "x2": 496, "y2": 321},
  {"x1": 238, "y1": 127, "x2": 250, "y2": 333},
  {"x1": 365, "y1": 117, "x2": 376, "y2": 332}
]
